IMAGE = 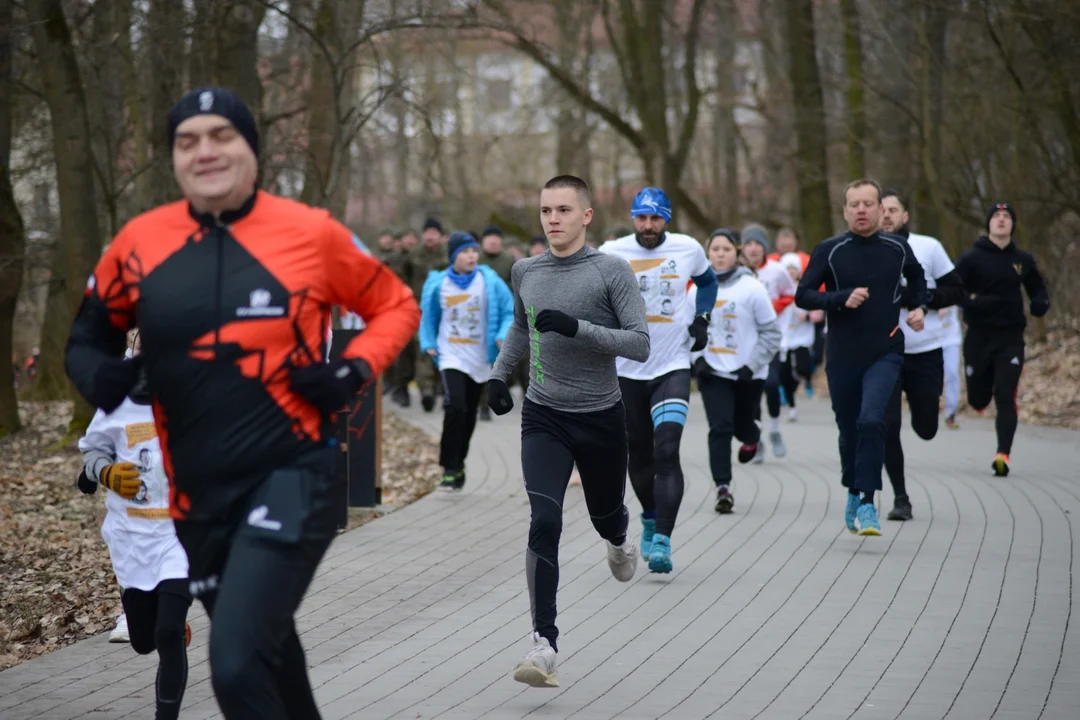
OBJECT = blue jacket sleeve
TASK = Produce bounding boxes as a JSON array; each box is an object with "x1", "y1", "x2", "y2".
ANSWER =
[
  {"x1": 492, "y1": 275, "x2": 515, "y2": 341},
  {"x1": 691, "y1": 270, "x2": 718, "y2": 315},
  {"x1": 418, "y1": 271, "x2": 443, "y2": 354}
]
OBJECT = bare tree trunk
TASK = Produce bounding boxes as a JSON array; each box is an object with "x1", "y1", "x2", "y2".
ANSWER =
[
  {"x1": 785, "y1": 0, "x2": 832, "y2": 243},
  {"x1": 189, "y1": 0, "x2": 216, "y2": 88},
  {"x1": 840, "y1": 0, "x2": 867, "y2": 178},
  {"x1": 0, "y1": 0, "x2": 24, "y2": 436},
  {"x1": 299, "y1": 0, "x2": 336, "y2": 208},
  {"x1": 878, "y1": 0, "x2": 914, "y2": 191},
  {"x1": 215, "y1": 1, "x2": 266, "y2": 128},
  {"x1": 914, "y1": 0, "x2": 947, "y2": 238},
  {"x1": 28, "y1": 0, "x2": 104, "y2": 435},
  {"x1": 717, "y1": 0, "x2": 740, "y2": 224},
  {"x1": 88, "y1": 0, "x2": 127, "y2": 237},
  {"x1": 148, "y1": 0, "x2": 185, "y2": 207},
  {"x1": 117, "y1": 0, "x2": 151, "y2": 213}
]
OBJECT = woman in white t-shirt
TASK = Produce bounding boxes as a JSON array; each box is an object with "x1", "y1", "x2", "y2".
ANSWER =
[
  {"x1": 690, "y1": 230, "x2": 782, "y2": 514},
  {"x1": 77, "y1": 337, "x2": 191, "y2": 720},
  {"x1": 420, "y1": 232, "x2": 515, "y2": 491},
  {"x1": 776, "y1": 252, "x2": 823, "y2": 421}
]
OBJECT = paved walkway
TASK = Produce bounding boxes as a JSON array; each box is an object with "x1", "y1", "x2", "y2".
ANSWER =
[{"x1": 2, "y1": 388, "x2": 1079, "y2": 719}]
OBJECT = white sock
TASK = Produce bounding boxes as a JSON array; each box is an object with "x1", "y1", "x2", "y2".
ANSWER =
[{"x1": 768, "y1": 417, "x2": 780, "y2": 434}]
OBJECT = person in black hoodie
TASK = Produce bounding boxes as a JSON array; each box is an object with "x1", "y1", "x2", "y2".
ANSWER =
[
  {"x1": 796, "y1": 179, "x2": 927, "y2": 537},
  {"x1": 955, "y1": 203, "x2": 1049, "y2": 477}
]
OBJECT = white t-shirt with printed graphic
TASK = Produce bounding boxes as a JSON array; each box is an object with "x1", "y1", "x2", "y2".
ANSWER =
[
  {"x1": 600, "y1": 232, "x2": 710, "y2": 380},
  {"x1": 779, "y1": 304, "x2": 815, "y2": 352},
  {"x1": 79, "y1": 399, "x2": 188, "y2": 591},
  {"x1": 436, "y1": 272, "x2": 490, "y2": 383},
  {"x1": 689, "y1": 273, "x2": 777, "y2": 381},
  {"x1": 899, "y1": 232, "x2": 955, "y2": 354},
  {"x1": 940, "y1": 305, "x2": 962, "y2": 348}
]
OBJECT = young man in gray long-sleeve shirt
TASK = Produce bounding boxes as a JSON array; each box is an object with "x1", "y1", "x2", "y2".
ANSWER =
[{"x1": 486, "y1": 175, "x2": 650, "y2": 689}]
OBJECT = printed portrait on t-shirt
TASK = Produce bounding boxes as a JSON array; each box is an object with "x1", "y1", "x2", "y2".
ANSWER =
[
  {"x1": 133, "y1": 481, "x2": 150, "y2": 505},
  {"x1": 661, "y1": 298, "x2": 674, "y2": 317},
  {"x1": 137, "y1": 448, "x2": 152, "y2": 473},
  {"x1": 725, "y1": 334, "x2": 737, "y2": 350}
]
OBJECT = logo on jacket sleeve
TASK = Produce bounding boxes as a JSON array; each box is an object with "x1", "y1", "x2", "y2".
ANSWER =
[
  {"x1": 237, "y1": 288, "x2": 286, "y2": 317},
  {"x1": 1013, "y1": 263, "x2": 1023, "y2": 275}
]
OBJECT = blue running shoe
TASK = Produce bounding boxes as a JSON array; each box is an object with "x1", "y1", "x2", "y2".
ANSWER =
[
  {"x1": 649, "y1": 534, "x2": 673, "y2": 574},
  {"x1": 640, "y1": 515, "x2": 656, "y2": 560},
  {"x1": 845, "y1": 493, "x2": 860, "y2": 534},
  {"x1": 857, "y1": 503, "x2": 882, "y2": 536},
  {"x1": 779, "y1": 385, "x2": 788, "y2": 407},
  {"x1": 806, "y1": 385, "x2": 814, "y2": 399}
]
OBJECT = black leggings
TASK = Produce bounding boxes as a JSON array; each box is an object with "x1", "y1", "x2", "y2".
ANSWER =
[
  {"x1": 884, "y1": 348, "x2": 944, "y2": 500},
  {"x1": 122, "y1": 579, "x2": 192, "y2": 720},
  {"x1": 521, "y1": 399, "x2": 629, "y2": 653},
  {"x1": 175, "y1": 449, "x2": 340, "y2": 720},
  {"x1": 762, "y1": 353, "x2": 782, "y2": 419},
  {"x1": 698, "y1": 373, "x2": 765, "y2": 486},
  {"x1": 780, "y1": 347, "x2": 812, "y2": 407},
  {"x1": 619, "y1": 369, "x2": 691, "y2": 537},
  {"x1": 964, "y1": 326, "x2": 1024, "y2": 455},
  {"x1": 439, "y1": 369, "x2": 483, "y2": 472}
]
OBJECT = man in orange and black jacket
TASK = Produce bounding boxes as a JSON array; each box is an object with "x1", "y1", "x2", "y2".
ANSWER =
[{"x1": 65, "y1": 87, "x2": 419, "y2": 720}]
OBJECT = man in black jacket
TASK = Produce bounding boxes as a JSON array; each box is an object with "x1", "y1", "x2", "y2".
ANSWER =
[
  {"x1": 796, "y1": 179, "x2": 927, "y2": 537},
  {"x1": 956, "y1": 203, "x2": 1049, "y2": 477}
]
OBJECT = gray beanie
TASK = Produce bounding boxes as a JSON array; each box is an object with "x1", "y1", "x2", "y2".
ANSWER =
[{"x1": 740, "y1": 224, "x2": 771, "y2": 252}]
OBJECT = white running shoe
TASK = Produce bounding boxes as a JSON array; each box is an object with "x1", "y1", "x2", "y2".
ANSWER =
[
  {"x1": 788, "y1": 407, "x2": 798, "y2": 422},
  {"x1": 513, "y1": 632, "x2": 559, "y2": 687},
  {"x1": 606, "y1": 538, "x2": 638, "y2": 582},
  {"x1": 109, "y1": 614, "x2": 129, "y2": 643}
]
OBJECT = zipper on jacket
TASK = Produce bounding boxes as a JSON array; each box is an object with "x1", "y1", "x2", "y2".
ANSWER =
[{"x1": 213, "y1": 222, "x2": 224, "y2": 347}]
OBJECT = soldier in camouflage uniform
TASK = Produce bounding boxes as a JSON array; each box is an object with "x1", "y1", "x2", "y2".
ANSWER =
[
  {"x1": 411, "y1": 219, "x2": 448, "y2": 411},
  {"x1": 385, "y1": 228, "x2": 419, "y2": 407},
  {"x1": 476, "y1": 226, "x2": 529, "y2": 419}
]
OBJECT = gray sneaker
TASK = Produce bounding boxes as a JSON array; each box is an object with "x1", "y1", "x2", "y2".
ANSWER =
[
  {"x1": 606, "y1": 538, "x2": 638, "y2": 582},
  {"x1": 770, "y1": 432, "x2": 787, "y2": 458},
  {"x1": 513, "y1": 632, "x2": 559, "y2": 687},
  {"x1": 752, "y1": 439, "x2": 766, "y2": 464}
]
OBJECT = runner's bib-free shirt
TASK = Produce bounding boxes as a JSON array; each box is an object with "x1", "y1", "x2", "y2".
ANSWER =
[
  {"x1": 600, "y1": 233, "x2": 709, "y2": 380},
  {"x1": 436, "y1": 272, "x2": 491, "y2": 383}
]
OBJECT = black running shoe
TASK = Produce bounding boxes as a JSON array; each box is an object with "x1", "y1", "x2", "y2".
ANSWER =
[
  {"x1": 887, "y1": 497, "x2": 913, "y2": 521},
  {"x1": 714, "y1": 485, "x2": 734, "y2": 514}
]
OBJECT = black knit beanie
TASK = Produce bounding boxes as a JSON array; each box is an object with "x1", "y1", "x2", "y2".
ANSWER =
[
  {"x1": 168, "y1": 87, "x2": 259, "y2": 158},
  {"x1": 985, "y1": 202, "x2": 1017, "y2": 234}
]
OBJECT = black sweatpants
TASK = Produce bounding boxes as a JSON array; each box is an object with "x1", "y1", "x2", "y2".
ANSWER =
[
  {"x1": 175, "y1": 448, "x2": 340, "y2": 720},
  {"x1": 780, "y1": 347, "x2": 812, "y2": 408},
  {"x1": 827, "y1": 353, "x2": 903, "y2": 495},
  {"x1": 619, "y1": 369, "x2": 691, "y2": 538},
  {"x1": 439, "y1": 369, "x2": 483, "y2": 472},
  {"x1": 521, "y1": 398, "x2": 630, "y2": 653},
  {"x1": 698, "y1": 372, "x2": 765, "y2": 486},
  {"x1": 964, "y1": 326, "x2": 1025, "y2": 455},
  {"x1": 884, "y1": 348, "x2": 944, "y2": 500},
  {"x1": 122, "y1": 578, "x2": 192, "y2": 720}
]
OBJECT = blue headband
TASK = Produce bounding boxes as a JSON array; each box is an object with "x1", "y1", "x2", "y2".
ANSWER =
[{"x1": 631, "y1": 187, "x2": 672, "y2": 222}]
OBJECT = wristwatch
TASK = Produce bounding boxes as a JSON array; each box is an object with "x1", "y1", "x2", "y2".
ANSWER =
[{"x1": 695, "y1": 312, "x2": 711, "y2": 324}]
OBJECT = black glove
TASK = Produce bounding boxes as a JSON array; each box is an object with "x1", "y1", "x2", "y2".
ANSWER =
[
  {"x1": 289, "y1": 358, "x2": 371, "y2": 418},
  {"x1": 693, "y1": 357, "x2": 713, "y2": 378},
  {"x1": 689, "y1": 315, "x2": 709, "y2": 352},
  {"x1": 77, "y1": 468, "x2": 97, "y2": 495},
  {"x1": 487, "y1": 378, "x2": 514, "y2": 416},
  {"x1": 534, "y1": 309, "x2": 578, "y2": 338},
  {"x1": 92, "y1": 356, "x2": 143, "y2": 413},
  {"x1": 1031, "y1": 296, "x2": 1050, "y2": 318},
  {"x1": 734, "y1": 365, "x2": 755, "y2": 383}
]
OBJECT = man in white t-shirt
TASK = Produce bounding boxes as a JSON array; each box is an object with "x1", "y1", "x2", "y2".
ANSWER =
[
  {"x1": 880, "y1": 190, "x2": 966, "y2": 521},
  {"x1": 599, "y1": 187, "x2": 717, "y2": 574}
]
